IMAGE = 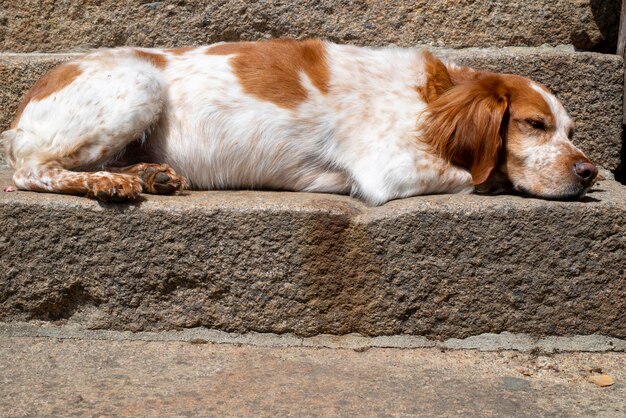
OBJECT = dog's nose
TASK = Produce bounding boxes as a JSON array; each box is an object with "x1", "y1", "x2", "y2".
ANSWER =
[{"x1": 573, "y1": 160, "x2": 598, "y2": 186}]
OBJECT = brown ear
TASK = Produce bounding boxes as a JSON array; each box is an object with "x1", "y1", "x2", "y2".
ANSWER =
[
  {"x1": 420, "y1": 75, "x2": 509, "y2": 185},
  {"x1": 421, "y1": 51, "x2": 454, "y2": 102}
]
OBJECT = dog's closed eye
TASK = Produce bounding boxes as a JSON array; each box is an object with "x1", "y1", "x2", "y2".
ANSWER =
[{"x1": 525, "y1": 118, "x2": 546, "y2": 131}]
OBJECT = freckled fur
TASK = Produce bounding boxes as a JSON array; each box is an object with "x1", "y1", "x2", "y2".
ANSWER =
[
  {"x1": 3, "y1": 40, "x2": 594, "y2": 203},
  {"x1": 498, "y1": 81, "x2": 592, "y2": 197}
]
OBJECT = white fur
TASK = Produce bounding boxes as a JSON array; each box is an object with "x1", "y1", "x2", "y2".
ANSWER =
[
  {"x1": 13, "y1": 51, "x2": 164, "y2": 169},
  {"x1": 527, "y1": 83, "x2": 581, "y2": 168}
]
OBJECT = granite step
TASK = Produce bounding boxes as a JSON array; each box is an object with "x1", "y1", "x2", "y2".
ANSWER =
[{"x1": 1, "y1": 169, "x2": 624, "y2": 339}]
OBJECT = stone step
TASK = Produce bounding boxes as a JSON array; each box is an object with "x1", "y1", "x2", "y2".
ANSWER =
[
  {"x1": 0, "y1": 1, "x2": 620, "y2": 52},
  {"x1": 0, "y1": 47, "x2": 623, "y2": 170},
  {"x1": 1, "y1": 169, "x2": 625, "y2": 339}
]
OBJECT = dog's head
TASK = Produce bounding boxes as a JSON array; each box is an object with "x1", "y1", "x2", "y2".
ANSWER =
[{"x1": 420, "y1": 63, "x2": 597, "y2": 199}]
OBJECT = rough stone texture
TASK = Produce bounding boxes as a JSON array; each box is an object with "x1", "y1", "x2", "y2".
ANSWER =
[
  {"x1": 1, "y1": 169, "x2": 625, "y2": 339},
  {"x1": 0, "y1": 0, "x2": 619, "y2": 53},
  {"x1": 0, "y1": 48, "x2": 623, "y2": 170},
  {"x1": 1, "y1": 335, "x2": 625, "y2": 417},
  {"x1": 589, "y1": 0, "x2": 624, "y2": 53}
]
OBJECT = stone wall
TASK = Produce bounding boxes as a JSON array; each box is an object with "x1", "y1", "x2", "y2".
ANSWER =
[{"x1": 0, "y1": 0, "x2": 619, "y2": 52}]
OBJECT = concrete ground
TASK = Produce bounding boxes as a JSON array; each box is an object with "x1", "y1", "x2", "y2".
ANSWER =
[{"x1": 0, "y1": 328, "x2": 624, "y2": 417}]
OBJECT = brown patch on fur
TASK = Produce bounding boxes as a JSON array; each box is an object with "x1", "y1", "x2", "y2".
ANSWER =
[
  {"x1": 504, "y1": 77, "x2": 553, "y2": 130},
  {"x1": 446, "y1": 65, "x2": 486, "y2": 85},
  {"x1": 10, "y1": 63, "x2": 82, "y2": 128},
  {"x1": 421, "y1": 75, "x2": 509, "y2": 185},
  {"x1": 164, "y1": 47, "x2": 194, "y2": 55},
  {"x1": 417, "y1": 51, "x2": 454, "y2": 103},
  {"x1": 207, "y1": 39, "x2": 330, "y2": 109},
  {"x1": 133, "y1": 50, "x2": 168, "y2": 69},
  {"x1": 205, "y1": 42, "x2": 252, "y2": 56}
]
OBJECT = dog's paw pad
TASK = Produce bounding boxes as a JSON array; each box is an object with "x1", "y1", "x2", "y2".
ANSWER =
[{"x1": 139, "y1": 164, "x2": 186, "y2": 195}]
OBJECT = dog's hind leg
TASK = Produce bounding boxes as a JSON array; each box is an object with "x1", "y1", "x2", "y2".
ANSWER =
[
  {"x1": 5, "y1": 53, "x2": 166, "y2": 201},
  {"x1": 12, "y1": 162, "x2": 144, "y2": 201}
]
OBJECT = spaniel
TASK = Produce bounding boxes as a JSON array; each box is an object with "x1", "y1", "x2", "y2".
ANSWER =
[{"x1": 3, "y1": 39, "x2": 597, "y2": 205}]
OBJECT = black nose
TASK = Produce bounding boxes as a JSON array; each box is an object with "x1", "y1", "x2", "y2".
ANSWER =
[{"x1": 573, "y1": 160, "x2": 598, "y2": 186}]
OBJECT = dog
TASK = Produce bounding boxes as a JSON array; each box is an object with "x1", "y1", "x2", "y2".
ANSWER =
[{"x1": 3, "y1": 39, "x2": 597, "y2": 205}]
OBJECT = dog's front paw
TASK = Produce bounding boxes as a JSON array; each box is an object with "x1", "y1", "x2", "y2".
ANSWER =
[{"x1": 137, "y1": 164, "x2": 186, "y2": 195}]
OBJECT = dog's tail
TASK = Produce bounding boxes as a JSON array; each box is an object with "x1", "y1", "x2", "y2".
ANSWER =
[{"x1": 1, "y1": 129, "x2": 18, "y2": 168}]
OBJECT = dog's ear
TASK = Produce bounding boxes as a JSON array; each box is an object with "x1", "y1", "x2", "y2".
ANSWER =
[
  {"x1": 420, "y1": 51, "x2": 454, "y2": 102},
  {"x1": 420, "y1": 75, "x2": 509, "y2": 185}
]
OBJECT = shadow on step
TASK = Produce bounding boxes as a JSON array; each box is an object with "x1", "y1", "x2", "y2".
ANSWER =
[{"x1": 97, "y1": 196, "x2": 147, "y2": 211}]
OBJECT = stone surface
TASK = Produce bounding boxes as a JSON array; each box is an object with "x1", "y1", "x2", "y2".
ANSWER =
[
  {"x1": 3, "y1": 322, "x2": 626, "y2": 352},
  {"x1": 0, "y1": 334, "x2": 625, "y2": 417},
  {"x1": 1, "y1": 169, "x2": 625, "y2": 339},
  {"x1": 0, "y1": 48, "x2": 623, "y2": 170},
  {"x1": 0, "y1": 1, "x2": 620, "y2": 53}
]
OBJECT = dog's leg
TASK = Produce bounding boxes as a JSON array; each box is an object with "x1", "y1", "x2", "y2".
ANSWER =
[
  {"x1": 13, "y1": 162, "x2": 143, "y2": 201},
  {"x1": 113, "y1": 163, "x2": 186, "y2": 195},
  {"x1": 8, "y1": 56, "x2": 166, "y2": 201}
]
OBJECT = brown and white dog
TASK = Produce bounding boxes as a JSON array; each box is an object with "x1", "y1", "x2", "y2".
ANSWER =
[{"x1": 3, "y1": 39, "x2": 597, "y2": 205}]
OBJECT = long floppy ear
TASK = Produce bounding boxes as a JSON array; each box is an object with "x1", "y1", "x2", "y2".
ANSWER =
[{"x1": 420, "y1": 75, "x2": 509, "y2": 185}]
